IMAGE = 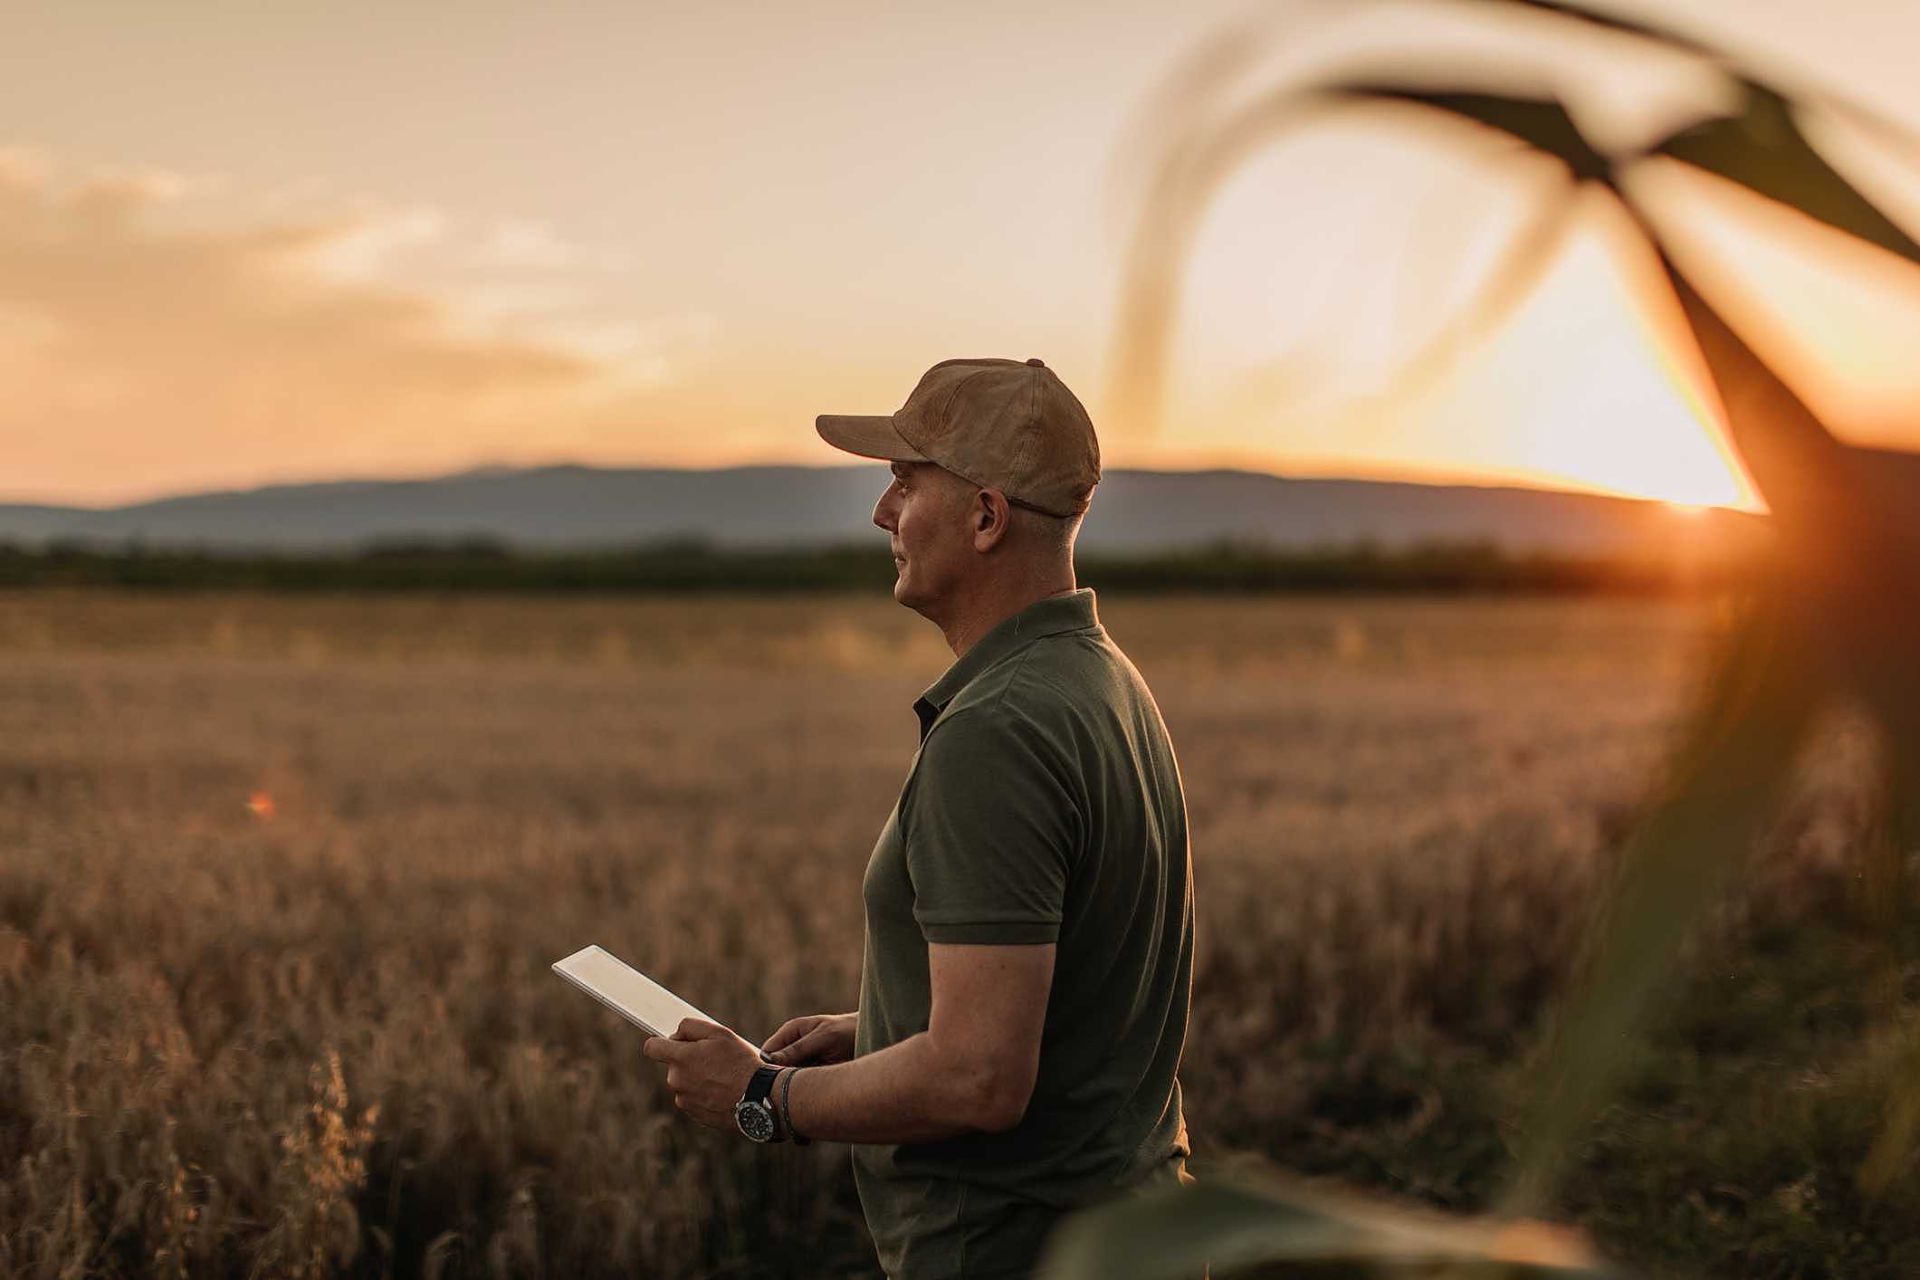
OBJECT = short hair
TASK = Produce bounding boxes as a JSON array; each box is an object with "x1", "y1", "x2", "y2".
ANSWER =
[
  {"x1": 914, "y1": 459, "x2": 1085, "y2": 556},
  {"x1": 1015, "y1": 502, "x2": 1084, "y2": 555}
]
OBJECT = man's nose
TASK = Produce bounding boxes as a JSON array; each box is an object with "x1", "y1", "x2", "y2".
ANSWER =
[{"x1": 872, "y1": 489, "x2": 896, "y2": 532}]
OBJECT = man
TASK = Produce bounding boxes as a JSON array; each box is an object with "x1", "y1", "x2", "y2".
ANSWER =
[{"x1": 642, "y1": 356, "x2": 1195, "y2": 1280}]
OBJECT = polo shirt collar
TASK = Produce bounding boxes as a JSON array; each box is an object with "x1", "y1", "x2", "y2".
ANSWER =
[{"x1": 913, "y1": 587, "x2": 1101, "y2": 741}]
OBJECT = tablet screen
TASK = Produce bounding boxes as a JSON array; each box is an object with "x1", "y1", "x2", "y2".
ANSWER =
[{"x1": 553, "y1": 944, "x2": 714, "y2": 1039}]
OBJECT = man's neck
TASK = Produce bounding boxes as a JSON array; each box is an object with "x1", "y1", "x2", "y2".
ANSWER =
[{"x1": 937, "y1": 573, "x2": 1078, "y2": 659}]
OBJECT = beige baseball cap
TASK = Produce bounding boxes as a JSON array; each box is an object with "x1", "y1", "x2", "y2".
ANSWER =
[{"x1": 816, "y1": 356, "x2": 1101, "y2": 518}]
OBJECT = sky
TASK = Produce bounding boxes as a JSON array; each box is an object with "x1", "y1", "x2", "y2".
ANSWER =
[{"x1": 7, "y1": 0, "x2": 1920, "y2": 509}]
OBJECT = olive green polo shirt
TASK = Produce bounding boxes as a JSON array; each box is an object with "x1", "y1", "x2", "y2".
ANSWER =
[{"x1": 851, "y1": 586, "x2": 1194, "y2": 1280}]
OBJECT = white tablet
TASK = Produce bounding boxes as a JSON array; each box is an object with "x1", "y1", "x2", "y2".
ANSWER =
[{"x1": 553, "y1": 944, "x2": 717, "y2": 1039}]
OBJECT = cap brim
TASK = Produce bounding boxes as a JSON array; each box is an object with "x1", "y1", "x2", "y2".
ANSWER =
[{"x1": 815, "y1": 414, "x2": 927, "y2": 462}]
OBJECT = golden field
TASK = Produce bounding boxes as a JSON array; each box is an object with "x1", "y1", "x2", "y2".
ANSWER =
[{"x1": 1, "y1": 590, "x2": 1905, "y2": 1279}]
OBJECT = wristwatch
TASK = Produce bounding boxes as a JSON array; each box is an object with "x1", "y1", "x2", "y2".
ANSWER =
[{"x1": 734, "y1": 1065, "x2": 784, "y2": 1143}]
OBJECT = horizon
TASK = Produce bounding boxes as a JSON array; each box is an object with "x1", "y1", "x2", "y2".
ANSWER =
[{"x1": 0, "y1": 451, "x2": 1789, "y2": 516}]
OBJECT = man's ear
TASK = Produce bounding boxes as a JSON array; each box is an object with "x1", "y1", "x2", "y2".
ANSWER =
[{"x1": 971, "y1": 488, "x2": 1011, "y2": 552}]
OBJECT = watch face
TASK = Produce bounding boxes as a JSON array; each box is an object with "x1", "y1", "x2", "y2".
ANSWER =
[{"x1": 735, "y1": 1101, "x2": 775, "y2": 1142}]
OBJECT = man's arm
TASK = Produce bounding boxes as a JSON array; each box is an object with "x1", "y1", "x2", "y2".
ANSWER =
[{"x1": 782, "y1": 941, "x2": 1054, "y2": 1144}]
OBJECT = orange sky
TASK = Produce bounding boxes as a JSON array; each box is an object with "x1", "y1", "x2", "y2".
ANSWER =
[{"x1": 6, "y1": 0, "x2": 1920, "y2": 508}]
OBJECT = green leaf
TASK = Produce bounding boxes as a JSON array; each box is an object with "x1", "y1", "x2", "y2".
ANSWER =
[
  {"x1": 1099, "y1": 0, "x2": 1920, "y2": 1240},
  {"x1": 1334, "y1": 177, "x2": 1579, "y2": 427},
  {"x1": 1469, "y1": 0, "x2": 1718, "y2": 58},
  {"x1": 1478, "y1": 0, "x2": 1920, "y2": 164},
  {"x1": 1654, "y1": 84, "x2": 1920, "y2": 270},
  {"x1": 1322, "y1": 85, "x2": 1614, "y2": 182},
  {"x1": 1498, "y1": 245, "x2": 1920, "y2": 1213},
  {"x1": 1658, "y1": 256, "x2": 1920, "y2": 725},
  {"x1": 1656, "y1": 255, "x2": 1863, "y2": 529},
  {"x1": 1104, "y1": 76, "x2": 1610, "y2": 446},
  {"x1": 1499, "y1": 588, "x2": 1824, "y2": 1215},
  {"x1": 1035, "y1": 1173, "x2": 1622, "y2": 1280}
]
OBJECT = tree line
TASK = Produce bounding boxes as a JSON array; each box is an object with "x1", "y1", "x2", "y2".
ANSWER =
[{"x1": 0, "y1": 537, "x2": 1757, "y2": 593}]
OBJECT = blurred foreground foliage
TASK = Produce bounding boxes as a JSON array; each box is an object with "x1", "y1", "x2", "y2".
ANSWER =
[{"x1": 1043, "y1": 0, "x2": 1920, "y2": 1275}]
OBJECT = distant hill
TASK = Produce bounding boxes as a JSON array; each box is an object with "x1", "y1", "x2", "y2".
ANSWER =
[{"x1": 4, "y1": 453, "x2": 1911, "y2": 556}]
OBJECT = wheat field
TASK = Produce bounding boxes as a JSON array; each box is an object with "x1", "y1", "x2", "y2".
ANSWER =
[{"x1": 0, "y1": 589, "x2": 1899, "y2": 1278}]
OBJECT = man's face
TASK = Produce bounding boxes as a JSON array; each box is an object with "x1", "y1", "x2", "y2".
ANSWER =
[{"x1": 872, "y1": 460, "x2": 972, "y2": 613}]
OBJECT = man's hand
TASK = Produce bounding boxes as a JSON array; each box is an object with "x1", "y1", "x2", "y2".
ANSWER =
[
  {"x1": 761, "y1": 1012, "x2": 858, "y2": 1066},
  {"x1": 640, "y1": 1018, "x2": 765, "y2": 1132}
]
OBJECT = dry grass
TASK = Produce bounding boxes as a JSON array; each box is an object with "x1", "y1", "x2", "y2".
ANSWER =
[{"x1": 0, "y1": 590, "x2": 1886, "y2": 1278}]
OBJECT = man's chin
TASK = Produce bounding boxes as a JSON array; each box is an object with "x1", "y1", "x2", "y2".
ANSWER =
[{"x1": 891, "y1": 568, "x2": 926, "y2": 611}]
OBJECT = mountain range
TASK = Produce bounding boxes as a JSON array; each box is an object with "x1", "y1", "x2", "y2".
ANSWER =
[{"x1": 5, "y1": 454, "x2": 1911, "y2": 556}]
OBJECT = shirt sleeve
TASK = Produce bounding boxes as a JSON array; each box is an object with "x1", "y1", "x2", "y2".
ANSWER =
[{"x1": 902, "y1": 707, "x2": 1082, "y2": 944}]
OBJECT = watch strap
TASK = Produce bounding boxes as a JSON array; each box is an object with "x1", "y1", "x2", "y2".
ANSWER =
[
  {"x1": 735, "y1": 1064, "x2": 784, "y2": 1143},
  {"x1": 745, "y1": 1064, "x2": 780, "y2": 1104}
]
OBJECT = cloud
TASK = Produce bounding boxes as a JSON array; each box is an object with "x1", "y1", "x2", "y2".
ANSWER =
[
  {"x1": 481, "y1": 216, "x2": 639, "y2": 274},
  {"x1": 0, "y1": 153, "x2": 708, "y2": 503},
  {"x1": 297, "y1": 203, "x2": 447, "y2": 281}
]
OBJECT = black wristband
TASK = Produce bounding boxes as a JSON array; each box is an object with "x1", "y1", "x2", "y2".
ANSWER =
[{"x1": 780, "y1": 1066, "x2": 811, "y2": 1146}]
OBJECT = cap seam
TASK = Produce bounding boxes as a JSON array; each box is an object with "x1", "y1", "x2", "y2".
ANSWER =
[
  {"x1": 934, "y1": 366, "x2": 999, "y2": 438},
  {"x1": 1007, "y1": 364, "x2": 1045, "y2": 505},
  {"x1": 911, "y1": 365, "x2": 997, "y2": 477}
]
